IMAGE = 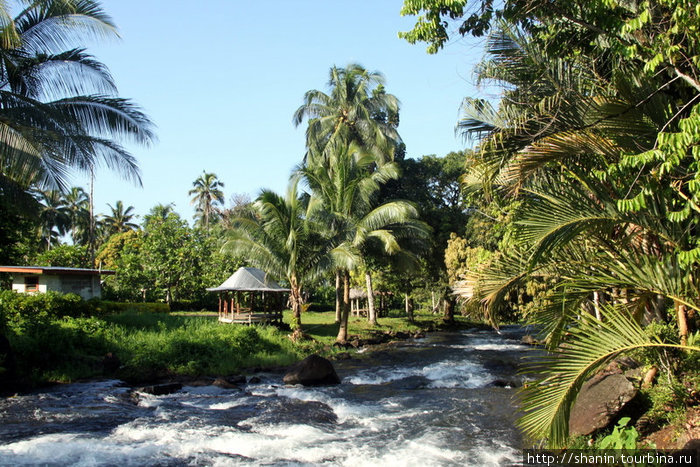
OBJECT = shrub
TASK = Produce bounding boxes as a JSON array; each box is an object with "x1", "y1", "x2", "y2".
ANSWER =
[{"x1": 0, "y1": 290, "x2": 91, "y2": 328}]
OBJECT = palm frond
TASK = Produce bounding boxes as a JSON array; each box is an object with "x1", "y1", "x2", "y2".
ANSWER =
[{"x1": 518, "y1": 306, "x2": 700, "y2": 447}]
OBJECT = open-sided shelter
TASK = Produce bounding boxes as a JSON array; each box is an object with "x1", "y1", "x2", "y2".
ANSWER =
[{"x1": 207, "y1": 267, "x2": 289, "y2": 324}]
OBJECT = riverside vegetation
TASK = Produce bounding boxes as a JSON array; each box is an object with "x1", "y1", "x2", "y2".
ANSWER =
[{"x1": 0, "y1": 290, "x2": 462, "y2": 393}]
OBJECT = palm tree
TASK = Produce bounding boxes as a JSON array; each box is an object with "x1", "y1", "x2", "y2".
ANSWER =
[
  {"x1": 293, "y1": 63, "x2": 401, "y2": 166},
  {"x1": 224, "y1": 176, "x2": 329, "y2": 335},
  {"x1": 62, "y1": 186, "x2": 90, "y2": 245},
  {"x1": 301, "y1": 142, "x2": 430, "y2": 342},
  {"x1": 101, "y1": 200, "x2": 138, "y2": 238},
  {"x1": 189, "y1": 172, "x2": 225, "y2": 229},
  {"x1": 34, "y1": 189, "x2": 70, "y2": 250},
  {"x1": 0, "y1": 1, "x2": 155, "y2": 196}
]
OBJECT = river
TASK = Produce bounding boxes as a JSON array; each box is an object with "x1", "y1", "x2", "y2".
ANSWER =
[{"x1": 0, "y1": 326, "x2": 534, "y2": 466}]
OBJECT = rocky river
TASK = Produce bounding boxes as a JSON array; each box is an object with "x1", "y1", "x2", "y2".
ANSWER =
[{"x1": 0, "y1": 326, "x2": 534, "y2": 466}]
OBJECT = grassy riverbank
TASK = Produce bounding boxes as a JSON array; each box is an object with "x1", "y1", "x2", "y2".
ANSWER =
[{"x1": 2, "y1": 307, "x2": 475, "y2": 392}]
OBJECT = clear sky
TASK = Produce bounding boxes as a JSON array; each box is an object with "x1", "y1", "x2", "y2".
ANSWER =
[{"x1": 75, "y1": 0, "x2": 491, "y2": 223}]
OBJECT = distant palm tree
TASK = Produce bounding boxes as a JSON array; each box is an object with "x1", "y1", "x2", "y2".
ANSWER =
[
  {"x1": 293, "y1": 63, "x2": 401, "y2": 166},
  {"x1": 102, "y1": 201, "x2": 139, "y2": 237},
  {"x1": 62, "y1": 187, "x2": 90, "y2": 245},
  {"x1": 189, "y1": 172, "x2": 225, "y2": 229},
  {"x1": 0, "y1": 0, "x2": 155, "y2": 196},
  {"x1": 144, "y1": 203, "x2": 176, "y2": 225},
  {"x1": 35, "y1": 189, "x2": 70, "y2": 250}
]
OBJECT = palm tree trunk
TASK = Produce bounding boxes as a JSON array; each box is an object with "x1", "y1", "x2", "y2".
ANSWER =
[
  {"x1": 289, "y1": 276, "x2": 303, "y2": 337},
  {"x1": 336, "y1": 269, "x2": 351, "y2": 343},
  {"x1": 593, "y1": 291, "x2": 602, "y2": 320},
  {"x1": 676, "y1": 302, "x2": 689, "y2": 346},
  {"x1": 335, "y1": 270, "x2": 342, "y2": 323},
  {"x1": 89, "y1": 167, "x2": 95, "y2": 262},
  {"x1": 366, "y1": 270, "x2": 377, "y2": 326},
  {"x1": 405, "y1": 293, "x2": 414, "y2": 323}
]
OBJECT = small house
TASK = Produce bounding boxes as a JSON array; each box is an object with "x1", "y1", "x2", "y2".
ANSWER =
[{"x1": 0, "y1": 266, "x2": 115, "y2": 300}]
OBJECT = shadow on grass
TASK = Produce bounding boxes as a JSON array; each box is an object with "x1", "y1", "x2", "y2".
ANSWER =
[{"x1": 300, "y1": 322, "x2": 339, "y2": 340}]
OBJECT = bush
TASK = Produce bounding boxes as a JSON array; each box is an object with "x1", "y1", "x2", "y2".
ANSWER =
[{"x1": 0, "y1": 290, "x2": 91, "y2": 326}]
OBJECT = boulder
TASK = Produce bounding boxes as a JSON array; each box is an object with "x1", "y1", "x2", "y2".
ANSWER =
[
  {"x1": 213, "y1": 376, "x2": 245, "y2": 389},
  {"x1": 138, "y1": 382, "x2": 183, "y2": 396},
  {"x1": 569, "y1": 373, "x2": 638, "y2": 436},
  {"x1": 283, "y1": 354, "x2": 341, "y2": 386},
  {"x1": 521, "y1": 335, "x2": 538, "y2": 345},
  {"x1": 489, "y1": 379, "x2": 521, "y2": 388}
]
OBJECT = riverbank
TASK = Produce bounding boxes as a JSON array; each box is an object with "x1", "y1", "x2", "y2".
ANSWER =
[{"x1": 0, "y1": 308, "x2": 484, "y2": 396}]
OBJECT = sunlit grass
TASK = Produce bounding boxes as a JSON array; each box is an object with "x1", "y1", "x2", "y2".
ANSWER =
[{"x1": 7, "y1": 306, "x2": 473, "y2": 387}]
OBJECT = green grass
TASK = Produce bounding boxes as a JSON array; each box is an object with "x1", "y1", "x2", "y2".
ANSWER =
[
  {"x1": 293, "y1": 309, "x2": 435, "y2": 343},
  {"x1": 3, "y1": 306, "x2": 476, "y2": 389}
]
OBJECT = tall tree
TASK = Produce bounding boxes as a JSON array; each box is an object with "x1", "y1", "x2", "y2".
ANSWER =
[
  {"x1": 301, "y1": 142, "x2": 430, "y2": 342},
  {"x1": 189, "y1": 172, "x2": 225, "y2": 229},
  {"x1": 293, "y1": 63, "x2": 401, "y2": 165},
  {"x1": 101, "y1": 200, "x2": 138, "y2": 238},
  {"x1": 34, "y1": 189, "x2": 69, "y2": 250},
  {"x1": 62, "y1": 187, "x2": 90, "y2": 245}
]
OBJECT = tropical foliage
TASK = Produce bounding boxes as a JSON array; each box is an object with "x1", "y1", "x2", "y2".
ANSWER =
[
  {"x1": 0, "y1": 0, "x2": 154, "y2": 194},
  {"x1": 223, "y1": 176, "x2": 328, "y2": 333},
  {"x1": 292, "y1": 64, "x2": 430, "y2": 341},
  {"x1": 402, "y1": 0, "x2": 700, "y2": 448}
]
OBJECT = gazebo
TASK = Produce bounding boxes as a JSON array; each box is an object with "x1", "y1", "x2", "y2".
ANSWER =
[
  {"x1": 206, "y1": 267, "x2": 289, "y2": 325},
  {"x1": 349, "y1": 287, "x2": 369, "y2": 317}
]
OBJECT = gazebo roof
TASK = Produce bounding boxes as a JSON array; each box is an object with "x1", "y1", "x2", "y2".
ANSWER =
[
  {"x1": 206, "y1": 267, "x2": 289, "y2": 293},
  {"x1": 349, "y1": 287, "x2": 366, "y2": 300}
]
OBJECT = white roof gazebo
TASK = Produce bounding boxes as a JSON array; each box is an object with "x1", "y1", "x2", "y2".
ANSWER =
[{"x1": 207, "y1": 267, "x2": 289, "y2": 325}]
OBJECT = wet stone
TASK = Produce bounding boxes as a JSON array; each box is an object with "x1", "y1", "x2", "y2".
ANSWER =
[{"x1": 138, "y1": 383, "x2": 183, "y2": 396}]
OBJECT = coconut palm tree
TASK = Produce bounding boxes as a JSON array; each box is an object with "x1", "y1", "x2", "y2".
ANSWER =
[
  {"x1": 189, "y1": 172, "x2": 225, "y2": 229},
  {"x1": 293, "y1": 63, "x2": 401, "y2": 166},
  {"x1": 301, "y1": 141, "x2": 430, "y2": 342},
  {"x1": 101, "y1": 200, "x2": 138, "y2": 238},
  {"x1": 34, "y1": 188, "x2": 70, "y2": 250},
  {"x1": 224, "y1": 176, "x2": 329, "y2": 335},
  {"x1": 0, "y1": 0, "x2": 154, "y2": 195},
  {"x1": 62, "y1": 186, "x2": 90, "y2": 245}
]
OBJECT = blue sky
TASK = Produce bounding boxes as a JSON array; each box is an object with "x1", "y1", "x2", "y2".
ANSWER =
[{"x1": 76, "y1": 1, "x2": 491, "y2": 222}]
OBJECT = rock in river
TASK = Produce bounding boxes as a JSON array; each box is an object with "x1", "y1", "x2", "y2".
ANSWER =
[{"x1": 283, "y1": 354, "x2": 341, "y2": 386}]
